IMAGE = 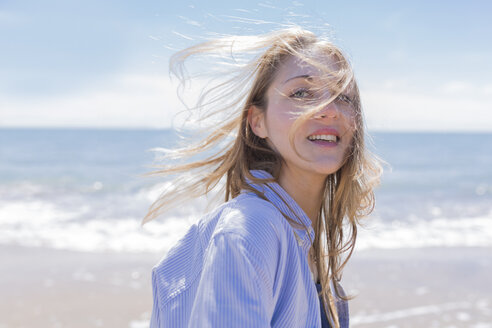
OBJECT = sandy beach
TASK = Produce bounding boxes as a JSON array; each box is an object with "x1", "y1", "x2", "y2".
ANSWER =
[
  {"x1": 1, "y1": 245, "x2": 491, "y2": 328},
  {"x1": 0, "y1": 246, "x2": 160, "y2": 328},
  {"x1": 344, "y1": 247, "x2": 492, "y2": 327}
]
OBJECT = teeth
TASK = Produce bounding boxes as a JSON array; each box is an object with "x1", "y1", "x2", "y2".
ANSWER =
[{"x1": 308, "y1": 134, "x2": 337, "y2": 142}]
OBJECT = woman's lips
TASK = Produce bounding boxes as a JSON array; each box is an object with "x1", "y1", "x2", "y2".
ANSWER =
[{"x1": 307, "y1": 128, "x2": 340, "y2": 145}]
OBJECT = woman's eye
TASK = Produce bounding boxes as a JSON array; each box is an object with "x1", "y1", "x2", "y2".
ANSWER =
[
  {"x1": 290, "y1": 89, "x2": 311, "y2": 99},
  {"x1": 336, "y1": 94, "x2": 352, "y2": 104}
]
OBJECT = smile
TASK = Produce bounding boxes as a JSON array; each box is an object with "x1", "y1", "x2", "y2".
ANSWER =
[{"x1": 307, "y1": 134, "x2": 339, "y2": 143}]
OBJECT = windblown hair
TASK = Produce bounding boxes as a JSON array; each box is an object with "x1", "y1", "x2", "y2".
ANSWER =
[{"x1": 143, "y1": 27, "x2": 382, "y2": 327}]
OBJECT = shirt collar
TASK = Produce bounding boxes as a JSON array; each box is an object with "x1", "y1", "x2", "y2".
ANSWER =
[{"x1": 247, "y1": 170, "x2": 315, "y2": 250}]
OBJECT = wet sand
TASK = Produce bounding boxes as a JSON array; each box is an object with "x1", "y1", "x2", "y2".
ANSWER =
[
  {"x1": 0, "y1": 246, "x2": 160, "y2": 328},
  {"x1": 344, "y1": 247, "x2": 492, "y2": 327},
  {"x1": 1, "y1": 245, "x2": 491, "y2": 327}
]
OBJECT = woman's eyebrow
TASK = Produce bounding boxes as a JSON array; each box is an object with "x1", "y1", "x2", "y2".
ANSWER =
[{"x1": 282, "y1": 74, "x2": 312, "y2": 85}]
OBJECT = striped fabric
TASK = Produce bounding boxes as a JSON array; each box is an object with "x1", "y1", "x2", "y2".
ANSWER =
[{"x1": 150, "y1": 170, "x2": 349, "y2": 328}]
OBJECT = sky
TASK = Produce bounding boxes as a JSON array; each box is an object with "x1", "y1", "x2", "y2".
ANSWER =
[{"x1": 1, "y1": 0, "x2": 491, "y2": 131}]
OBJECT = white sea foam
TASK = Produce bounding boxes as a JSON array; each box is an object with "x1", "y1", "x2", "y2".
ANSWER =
[
  {"x1": 1, "y1": 192, "x2": 492, "y2": 253},
  {"x1": 0, "y1": 195, "x2": 198, "y2": 253},
  {"x1": 356, "y1": 214, "x2": 492, "y2": 250}
]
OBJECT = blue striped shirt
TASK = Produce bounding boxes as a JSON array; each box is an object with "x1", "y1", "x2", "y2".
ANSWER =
[{"x1": 150, "y1": 170, "x2": 349, "y2": 327}]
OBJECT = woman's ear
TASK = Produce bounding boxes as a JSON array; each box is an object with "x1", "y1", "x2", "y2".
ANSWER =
[{"x1": 247, "y1": 105, "x2": 268, "y2": 138}]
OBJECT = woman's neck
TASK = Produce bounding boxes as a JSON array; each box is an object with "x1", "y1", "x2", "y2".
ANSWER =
[{"x1": 278, "y1": 167, "x2": 325, "y2": 230}]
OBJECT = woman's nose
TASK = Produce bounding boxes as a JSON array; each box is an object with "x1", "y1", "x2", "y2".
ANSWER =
[{"x1": 315, "y1": 101, "x2": 339, "y2": 119}]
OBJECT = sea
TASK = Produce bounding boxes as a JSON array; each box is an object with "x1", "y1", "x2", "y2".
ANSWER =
[{"x1": 1, "y1": 128, "x2": 491, "y2": 254}]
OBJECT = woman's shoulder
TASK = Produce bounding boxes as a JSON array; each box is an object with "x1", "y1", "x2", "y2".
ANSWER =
[
  {"x1": 211, "y1": 192, "x2": 289, "y2": 250},
  {"x1": 217, "y1": 192, "x2": 285, "y2": 229}
]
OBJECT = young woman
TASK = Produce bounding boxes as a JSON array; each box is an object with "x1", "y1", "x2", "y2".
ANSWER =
[{"x1": 144, "y1": 27, "x2": 381, "y2": 328}]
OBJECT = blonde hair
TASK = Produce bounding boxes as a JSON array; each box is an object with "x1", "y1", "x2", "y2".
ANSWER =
[{"x1": 144, "y1": 27, "x2": 382, "y2": 327}]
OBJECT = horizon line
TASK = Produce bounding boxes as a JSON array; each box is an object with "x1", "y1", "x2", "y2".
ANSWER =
[{"x1": 1, "y1": 126, "x2": 492, "y2": 134}]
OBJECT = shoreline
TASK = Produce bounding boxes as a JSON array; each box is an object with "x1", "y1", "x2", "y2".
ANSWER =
[{"x1": 1, "y1": 245, "x2": 491, "y2": 327}]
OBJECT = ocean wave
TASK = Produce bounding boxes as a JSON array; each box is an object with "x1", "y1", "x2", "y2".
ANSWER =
[
  {"x1": 1, "y1": 196, "x2": 491, "y2": 253},
  {"x1": 356, "y1": 214, "x2": 492, "y2": 250},
  {"x1": 0, "y1": 198, "x2": 197, "y2": 253}
]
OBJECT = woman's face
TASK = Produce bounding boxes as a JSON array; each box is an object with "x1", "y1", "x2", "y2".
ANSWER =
[{"x1": 249, "y1": 53, "x2": 356, "y2": 183}]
